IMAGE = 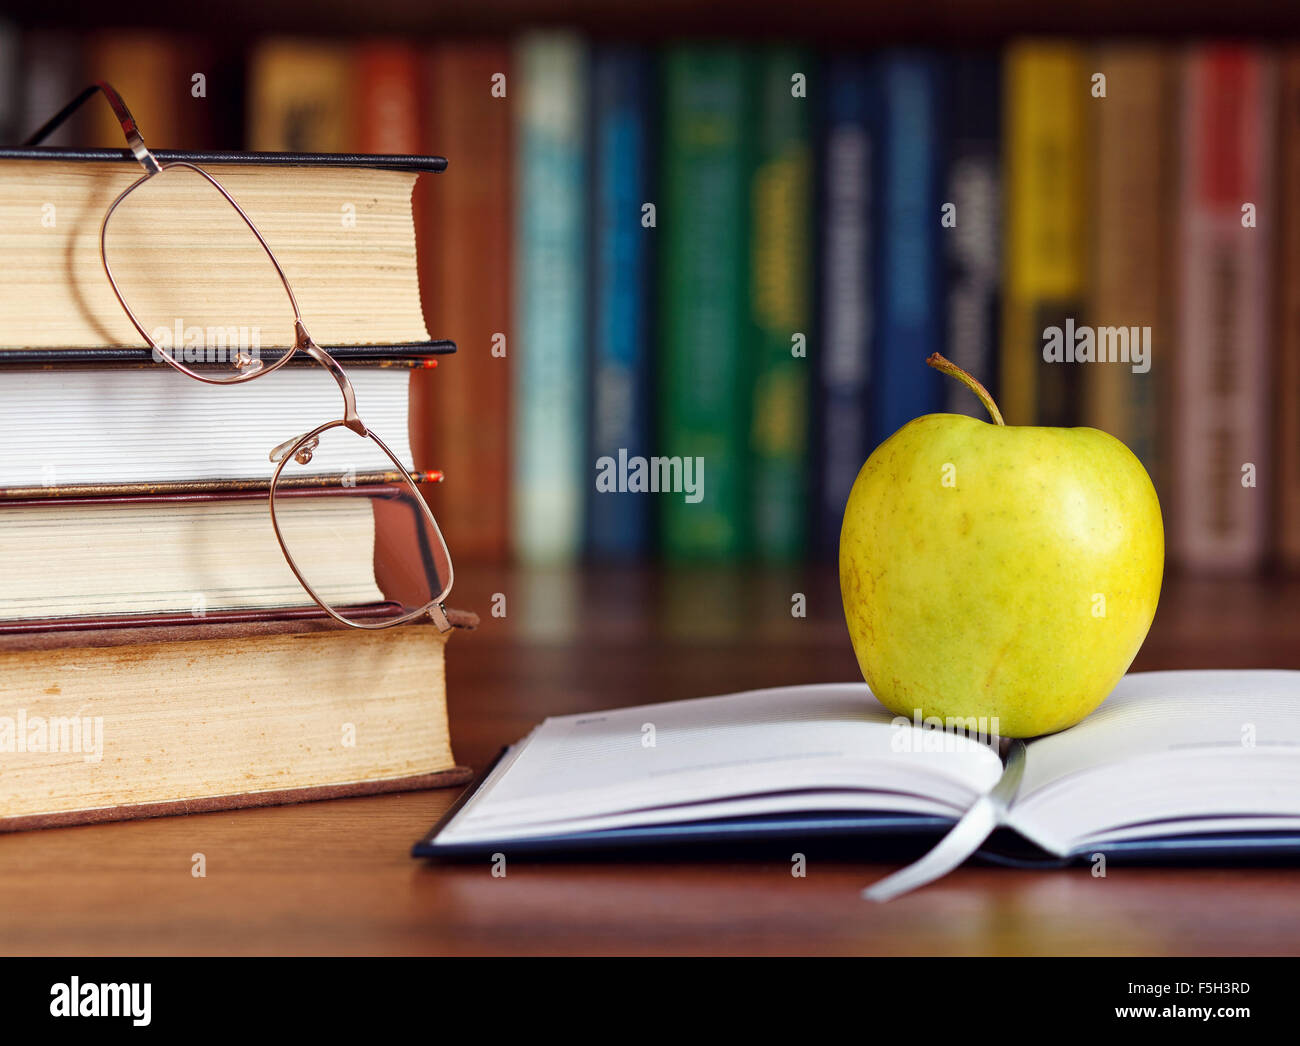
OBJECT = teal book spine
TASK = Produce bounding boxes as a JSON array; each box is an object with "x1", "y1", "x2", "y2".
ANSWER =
[
  {"x1": 658, "y1": 46, "x2": 752, "y2": 561},
  {"x1": 512, "y1": 32, "x2": 588, "y2": 564}
]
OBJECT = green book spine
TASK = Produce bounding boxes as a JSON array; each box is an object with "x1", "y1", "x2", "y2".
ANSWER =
[
  {"x1": 658, "y1": 46, "x2": 753, "y2": 561},
  {"x1": 749, "y1": 48, "x2": 812, "y2": 562}
]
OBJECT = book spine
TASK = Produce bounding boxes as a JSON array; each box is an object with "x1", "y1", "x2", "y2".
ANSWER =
[
  {"x1": 814, "y1": 57, "x2": 875, "y2": 559},
  {"x1": 749, "y1": 48, "x2": 813, "y2": 563},
  {"x1": 16, "y1": 31, "x2": 82, "y2": 147},
  {"x1": 1277, "y1": 51, "x2": 1300, "y2": 572},
  {"x1": 356, "y1": 42, "x2": 422, "y2": 154},
  {"x1": 1087, "y1": 46, "x2": 1172, "y2": 493},
  {"x1": 658, "y1": 46, "x2": 752, "y2": 561},
  {"x1": 247, "y1": 39, "x2": 354, "y2": 151},
  {"x1": 871, "y1": 52, "x2": 945, "y2": 446},
  {"x1": 86, "y1": 32, "x2": 218, "y2": 151},
  {"x1": 1002, "y1": 42, "x2": 1088, "y2": 426},
  {"x1": 0, "y1": 19, "x2": 17, "y2": 145},
  {"x1": 512, "y1": 32, "x2": 588, "y2": 565},
  {"x1": 943, "y1": 53, "x2": 1001, "y2": 416},
  {"x1": 1173, "y1": 48, "x2": 1275, "y2": 573},
  {"x1": 419, "y1": 43, "x2": 513, "y2": 562},
  {"x1": 586, "y1": 47, "x2": 654, "y2": 560}
]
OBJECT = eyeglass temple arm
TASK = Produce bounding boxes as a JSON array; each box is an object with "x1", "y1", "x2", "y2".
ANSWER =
[{"x1": 21, "y1": 81, "x2": 160, "y2": 175}]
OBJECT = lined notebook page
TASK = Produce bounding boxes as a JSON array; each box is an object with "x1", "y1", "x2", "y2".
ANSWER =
[{"x1": 437, "y1": 684, "x2": 1005, "y2": 844}]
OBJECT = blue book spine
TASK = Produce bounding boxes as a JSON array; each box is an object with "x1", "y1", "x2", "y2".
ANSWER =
[
  {"x1": 943, "y1": 53, "x2": 1001, "y2": 417},
  {"x1": 871, "y1": 53, "x2": 946, "y2": 447},
  {"x1": 814, "y1": 57, "x2": 876, "y2": 559},
  {"x1": 586, "y1": 47, "x2": 653, "y2": 559},
  {"x1": 512, "y1": 33, "x2": 589, "y2": 564}
]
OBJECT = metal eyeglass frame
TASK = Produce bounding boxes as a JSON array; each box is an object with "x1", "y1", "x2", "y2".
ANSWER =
[{"x1": 24, "y1": 81, "x2": 454, "y2": 632}]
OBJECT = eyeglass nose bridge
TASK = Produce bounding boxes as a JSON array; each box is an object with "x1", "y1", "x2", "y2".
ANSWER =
[{"x1": 298, "y1": 328, "x2": 364, "y2": 433}]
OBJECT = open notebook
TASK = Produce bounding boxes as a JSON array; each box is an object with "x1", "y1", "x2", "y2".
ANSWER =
[{"x1": 414, "y1": 671, "x2": 1300, "y2": 892}]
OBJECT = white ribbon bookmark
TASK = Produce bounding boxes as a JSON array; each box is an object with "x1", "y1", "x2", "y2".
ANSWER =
[{"x1": 863, "y1": 739, "x2": 1027, "y2": 902}]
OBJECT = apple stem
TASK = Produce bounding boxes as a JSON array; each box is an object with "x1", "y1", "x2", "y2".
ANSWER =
[{"x1": 926, "y1": 353, "x2": 1006, "y2": 426}]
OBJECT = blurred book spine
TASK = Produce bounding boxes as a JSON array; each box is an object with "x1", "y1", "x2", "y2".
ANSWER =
[
  {"x1": 421, "y1": 42, "x2": 513, "y2": 561},
  {"x1": 814, "y1": 57, "x2": 875, "y2": 560},
  {"x1": 586, "y1": 46, "x2": 654, "y2": 561},
  {"x1": 248, "y1": 38, "x2": 353, "y2": 151},
  {"x1": 0, "y1": 20, "x2": 18, "y2": 144},
  {"x1": 871, "y1": 52, "x2": 945, "y2": 446},
  {"x1": 512, "y1": 32, "x2": 588, "y2": 565},
  {"x1": 1086, "y1": 46, "x2": 1173, "y2": 496},
  {"x1": 1277, "y1": 50, "x2": 1300, "y2": 572},
  {"x1": 86, "y1": 32, "x2": 185, "y2": 148},
  {"x1": 943, "y1": 53, "x2": 1001, "y2": 418},
  {"x1": 749, "y1": 47, "x2": 812, "y2": 563},
  {"x1": 1173, "y1": 47, "x2": 1275, "y2": 573},
  {"x1": 658, "y1": 46, "x2": 752, "y2": 562},
  {"x1": 356, "y1": 41, "x2": 421, "y2": 153},
  {"x1": 17, "y1": 31, "x2": 82, "y2": 146},
  {"x1": 1002, "y1": 42, "x2": 1087, "y2": 427}
]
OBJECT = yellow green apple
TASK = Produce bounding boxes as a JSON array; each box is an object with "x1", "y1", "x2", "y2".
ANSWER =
[{"x1": 839, "y1": 354, "x2": 1163, "y2": 738}]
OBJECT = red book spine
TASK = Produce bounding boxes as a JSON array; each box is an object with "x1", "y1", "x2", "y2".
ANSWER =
[
  {"x1": 416, "y1": 43, "x2": 512, "y2": 561},
  {"x1": 1172, "y1": 47, "x2": 1275, "y2": 573},
  {"x1": 1277, "y1": 51, "x2": 1300, "y2": 572}
]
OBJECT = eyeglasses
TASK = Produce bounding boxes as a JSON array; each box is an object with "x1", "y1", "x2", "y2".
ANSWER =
[{"x1": 25, "y1": 81, "x2": 454, "y2": 631}]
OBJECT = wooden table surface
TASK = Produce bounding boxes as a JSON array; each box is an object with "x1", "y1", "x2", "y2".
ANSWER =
[{"x1": 2, "y1": 566, "x2": 1298, "y2": 956}]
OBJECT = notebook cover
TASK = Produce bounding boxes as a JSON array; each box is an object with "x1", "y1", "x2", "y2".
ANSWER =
[
  {"x1": 417, "y1": 810, "x2": 953, "y2": 860},
  {"x1": 418, "y1": 811, "x2": 1300, "y2": 864},
  {"x1": 415, "y1": 748, "x2": 1300, "y2": 864}
]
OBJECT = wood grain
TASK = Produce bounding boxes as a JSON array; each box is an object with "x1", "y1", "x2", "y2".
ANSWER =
[{"x1": 1, "y1": 566, "x2": 1297, "y2": 956}]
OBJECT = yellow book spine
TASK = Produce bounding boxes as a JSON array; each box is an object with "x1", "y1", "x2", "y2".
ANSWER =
[{"x1": 1001, "y1": 42, "x2": 1088, "y2": 426}]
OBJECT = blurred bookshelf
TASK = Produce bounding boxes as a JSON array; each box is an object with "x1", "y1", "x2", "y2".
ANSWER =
[{"x1": 1, "y1": 0, "x2": 1298, "y2": 586}]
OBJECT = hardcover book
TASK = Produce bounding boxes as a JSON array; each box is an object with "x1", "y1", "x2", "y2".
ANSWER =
[
  {"x1": 0, "y1": 485, "x2": 442, "y2": 622},
  {"x1": 0, "y1": 356, "x2": 442, "y2": 498},
  {"x1": 1, "y1": 612, "x2": 476, "y2": 832},
  {"x1": 0, "y1": 149, "x2": 446, "y2": 351}
]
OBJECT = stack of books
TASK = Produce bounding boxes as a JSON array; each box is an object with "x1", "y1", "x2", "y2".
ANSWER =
[{"x1": 0, "y1": 143, "x2": 473, "y2": 831}]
